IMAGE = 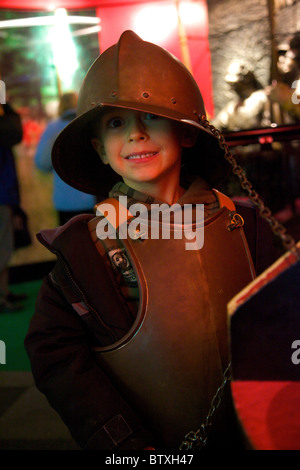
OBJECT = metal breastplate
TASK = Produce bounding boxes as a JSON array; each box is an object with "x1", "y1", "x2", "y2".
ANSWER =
[{"x1": 91, "y1": 201, "x2": 255, "y2": 448}]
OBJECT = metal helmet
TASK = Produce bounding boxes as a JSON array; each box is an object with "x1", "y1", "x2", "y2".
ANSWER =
[{"x1": 52, "y1": 30, "x2": 229, "y2": 195}]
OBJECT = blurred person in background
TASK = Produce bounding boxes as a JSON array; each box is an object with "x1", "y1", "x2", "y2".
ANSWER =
[
  {"x1": 0, "y1": 102, "x2": 26, "y2": 313},
  {"x1": 268, "y1": 33, "x2": 300, "y2": 123},
  {"x1": 35, "y1": 92, "x2": 96, "y2": 225},
  {"x1": 212, "y1": 61, "x2": 269, "y2": 131}
]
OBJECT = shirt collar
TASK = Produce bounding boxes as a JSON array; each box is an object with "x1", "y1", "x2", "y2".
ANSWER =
[{"x1": 109, "y1": 177, "x2": 213, "y2": 207}]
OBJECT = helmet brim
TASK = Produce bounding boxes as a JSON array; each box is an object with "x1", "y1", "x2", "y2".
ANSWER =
[{"x1": 52, "y1": 102, "x2": 230, "y2": 196}]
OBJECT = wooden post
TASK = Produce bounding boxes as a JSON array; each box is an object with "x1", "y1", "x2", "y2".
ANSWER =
[
  {"x1": 175, "y1": 0, "x2": 193, "y2": 73},
  {"x1": 55, "y1": 65, "x2": 62, "y2": 99}
]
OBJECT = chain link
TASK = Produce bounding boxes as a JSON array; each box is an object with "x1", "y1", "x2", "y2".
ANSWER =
[
  {"x1": 179, "y1": 363, "x2": 232, "y2": 450},
  {"x1": 200, "y1": 115, "x2": 300, "y2": 259}
]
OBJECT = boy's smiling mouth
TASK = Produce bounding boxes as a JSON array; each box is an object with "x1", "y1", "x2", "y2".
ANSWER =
[{"x1": 125, "y1": 151, "x2": 158, "y2": 161}]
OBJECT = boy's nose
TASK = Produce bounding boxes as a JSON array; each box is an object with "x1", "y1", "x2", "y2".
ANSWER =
[{"x1": 128, "y1": 117, "x2": 148, "y2": 142}]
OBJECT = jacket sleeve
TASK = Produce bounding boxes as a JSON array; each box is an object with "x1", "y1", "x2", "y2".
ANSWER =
[
  {"x1": 0, "y1": 104, "x2": 23, "y2": 147},
  {"x1": 34, "y1": 122, "x2": 58, "y2": 172},
  {"x1": 24, "y1": 274, "x2": 156, "y2": 450}
]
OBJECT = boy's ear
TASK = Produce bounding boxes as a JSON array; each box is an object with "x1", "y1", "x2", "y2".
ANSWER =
[
  {"x1": 181, "y1": 126, "x2": 199, "y2": 148},
  {"x1": 91, "y1": 138, "x2": 108, "y2": 164}
]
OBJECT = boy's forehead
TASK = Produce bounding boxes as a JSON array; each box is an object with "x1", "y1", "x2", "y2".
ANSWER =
[
  {"x1": 93, "y1": 105, "x2": 169, "y2": 123},
  {"x1": 100, "y1": 106, "x2": 133, "y2": 116},
  {"x1": 93, "y1": 106, "x2": 134, "y2": 123},
  {"x1": 91, "y1": 106, "x2": 121, "y2": 130},
  {"x1": 91, "y1": 104, "x2": 184, "y2": 136},
  {"x1": 98, "y1": 106, "x2": 149, "y2": 117}
]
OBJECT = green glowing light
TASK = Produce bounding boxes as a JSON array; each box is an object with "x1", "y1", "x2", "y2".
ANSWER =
[{"x1": 50, "y1": 8, "x2": 78, "y2": 91}]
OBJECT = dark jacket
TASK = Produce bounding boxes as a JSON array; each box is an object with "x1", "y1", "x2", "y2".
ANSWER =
[
  {"x1": 25, "y1": 214, "x2": 155, "y2": 450},
  {"x1": 0, "y1": 104, "x2": 23, "y2": 205},
  {"x1": 24, "y1": 201, "x2": 277, "y2": 450}
]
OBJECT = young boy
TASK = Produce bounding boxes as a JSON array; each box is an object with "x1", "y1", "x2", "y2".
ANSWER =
[{"x1": 25, "y1": 31, "x2": 270, "y2": 450}]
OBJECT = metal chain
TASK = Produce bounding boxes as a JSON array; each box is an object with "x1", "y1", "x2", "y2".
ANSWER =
[
  {"x1": 200, "y1": 115, "x2": 300, "y2": 259},
  {"x1": 179, "y1": 118, "x2": 300, "y2": 451},
  {"x1": 179, "y1": 362, "x2": 232, "y2": 450}
]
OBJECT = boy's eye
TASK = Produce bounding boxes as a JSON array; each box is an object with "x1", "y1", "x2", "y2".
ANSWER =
[
  {"x1": 107, "y1": 117, "x2": 124, "y2": 128},
  {"x1": 144, "y1": 113, "x2": 159, "y2": 120}
]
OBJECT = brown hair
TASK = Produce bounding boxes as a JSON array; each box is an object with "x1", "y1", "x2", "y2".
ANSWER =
[{"x1": 58, "y1": 92, "x2": 78, "y2": 116}]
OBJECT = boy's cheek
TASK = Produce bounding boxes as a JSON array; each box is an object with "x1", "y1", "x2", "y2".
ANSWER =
[
  {"x1": 91, "y1": 137, "x2": 101, "y2": 154},
  {"x1": 91, "y1": 138, "x2": 108, "y2": 164},
  {"x1": 181, "y1": 126, "x2": 199, "y2": 148}
]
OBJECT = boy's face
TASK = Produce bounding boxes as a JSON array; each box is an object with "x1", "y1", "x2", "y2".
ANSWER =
[{"x1": 91, "y1": 107, "x2": 196, "y2": 191}]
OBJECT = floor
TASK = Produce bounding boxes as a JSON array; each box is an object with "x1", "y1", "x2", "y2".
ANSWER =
[
  {"x1": 0, "y1": 278, "x2": 81, "y2": 451},
  {"x1": 0, "y1": 371, "x2": 80, "y2": 450}
]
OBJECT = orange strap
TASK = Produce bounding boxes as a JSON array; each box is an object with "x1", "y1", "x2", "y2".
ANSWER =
[
  {"x1": 94, "y1": 197, "x2": 134, "y2": 230},
  {"x1": 212, "y1": 189, "x2": 236, "y2": 212},
  {"x1": 94, "y1": 190, "x2": 236, "y2": 231}
]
